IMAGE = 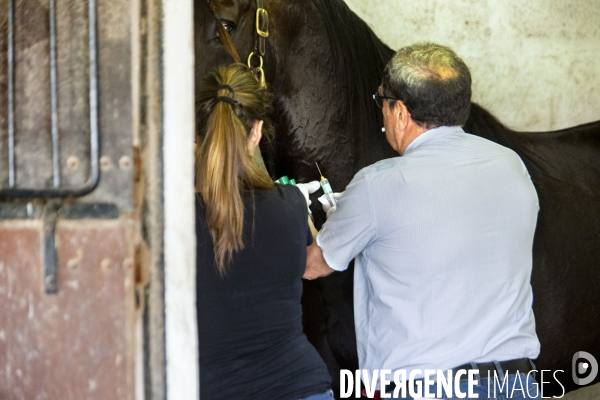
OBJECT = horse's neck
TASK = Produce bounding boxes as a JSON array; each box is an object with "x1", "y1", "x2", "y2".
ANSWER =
[{"x1": 308, "y1": 0, "x2": 396, "y2": 166}]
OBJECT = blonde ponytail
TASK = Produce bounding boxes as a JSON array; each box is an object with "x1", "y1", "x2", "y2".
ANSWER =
[{"x1": 196, "y1": 64, "x2": 274, "y2": 273}]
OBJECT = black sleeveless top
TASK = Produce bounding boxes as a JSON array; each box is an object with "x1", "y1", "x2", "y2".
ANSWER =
[{"x1": 196, "y1": 185, "x2": 331, "y2": 400}]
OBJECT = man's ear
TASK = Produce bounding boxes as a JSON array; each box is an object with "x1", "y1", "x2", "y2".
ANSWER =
[
  {"x1": 391, "y1": 101, "x2": 406, "y2": 130},
  {"x1": 248, "y1": 120, "x2": 263, "y2": 150}
]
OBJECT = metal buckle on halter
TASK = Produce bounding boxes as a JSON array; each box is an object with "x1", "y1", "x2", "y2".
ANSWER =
[
  {"x1": 247, "y1": 51, "x2": 263, "y2": 69},
  {"x1": 255, "y1": 67, "x2": 265, "y2": 88},
  {"x1": 255, "y1": 8, "x2": 269, "y2": 38},
  {"x1": 247, "y1": 52, "x2": 266, "y2": 87}
]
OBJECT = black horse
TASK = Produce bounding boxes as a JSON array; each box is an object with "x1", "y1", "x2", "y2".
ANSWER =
[{"x1": 195, "y1": 0, "x2": 600, "y2": 396}]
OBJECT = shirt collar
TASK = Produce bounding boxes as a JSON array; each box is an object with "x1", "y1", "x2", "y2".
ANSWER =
[{"x1": 403, "y1": 126, "x2": 464, "y2": 155}]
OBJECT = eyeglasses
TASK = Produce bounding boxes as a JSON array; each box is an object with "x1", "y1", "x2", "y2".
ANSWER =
[{"x1": 372, "y1": 92, "x2": 399, "y2": 108}]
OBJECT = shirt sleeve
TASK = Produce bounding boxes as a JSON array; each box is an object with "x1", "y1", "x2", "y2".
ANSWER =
[
  {"x1": 316, "y1": 169, "x2": 376, "y2": 271},
  {"x1": 517, "y1": 156, "x2": 540, "y2": 212}
]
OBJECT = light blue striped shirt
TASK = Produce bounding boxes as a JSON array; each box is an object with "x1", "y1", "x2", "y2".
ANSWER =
[{"x1": 317, "y1": 126, "x2": 540, "y2": 379}]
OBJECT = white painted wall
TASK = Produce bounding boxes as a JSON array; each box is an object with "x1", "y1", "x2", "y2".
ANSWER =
[
  {"x1": 344, "y1": 0, "x2": 600, "y2": 132},
  {"x1": 162, "y1": 0, "x2": 198, "y2": 398}
]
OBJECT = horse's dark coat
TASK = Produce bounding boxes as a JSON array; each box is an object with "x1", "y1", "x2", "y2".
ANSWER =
[{"x1": 195, "y1": 0, "x2": 600, "y2": 396}]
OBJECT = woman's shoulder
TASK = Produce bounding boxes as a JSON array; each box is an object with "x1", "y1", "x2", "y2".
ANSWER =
[
  {"x1": 250, "y1": 185, "x2": 306, "y2": 220},
  {"x1": 276, "y1": 184, "x2": 306, "y2": 212},
  {"x1": 197, "y1": 185, "x2": 303, "y2": 210},
  {"x1": 254, "y1": 184, "x2": 303, "y2": 203}
]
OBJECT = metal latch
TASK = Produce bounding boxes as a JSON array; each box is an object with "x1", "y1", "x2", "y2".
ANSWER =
[{"x1": 42, "y1": 200, "x2": 61, "y2": 294}]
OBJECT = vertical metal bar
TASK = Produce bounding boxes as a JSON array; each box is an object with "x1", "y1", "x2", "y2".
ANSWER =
[
  {"x1": 0, "y1": 0, "x2": 100, "y2": 198},
  {"x1": 7, "y1": 0, "x2": 15, "y2": 187},
  {"x1": 88, "y1": 0, "x2": 99, "y2": 186},
  {"x1": 49, "y1": 0, "x2": 60, "y2": 187}
]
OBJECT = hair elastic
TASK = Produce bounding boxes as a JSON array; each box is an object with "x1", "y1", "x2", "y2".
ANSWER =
[
  {"x1": 215, "y1": 96, "x2": 237, "y2": 106},
  {"x1": 216, "y1": 84, "x2": 235, "y2": 94}
]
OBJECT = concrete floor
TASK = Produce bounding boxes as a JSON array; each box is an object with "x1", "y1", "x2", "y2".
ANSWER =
[{"x1": 562, "y1": 383, "x2": 600, "y2": 399}]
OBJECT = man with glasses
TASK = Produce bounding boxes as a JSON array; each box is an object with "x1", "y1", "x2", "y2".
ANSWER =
[{"x1": 304, "y1": 42, "x2": 541, "y2": 399}]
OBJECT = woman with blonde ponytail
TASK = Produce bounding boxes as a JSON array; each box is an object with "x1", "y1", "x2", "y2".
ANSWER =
[{"x1": 195, "y1": 64, "x2": 332, "y2": 400}]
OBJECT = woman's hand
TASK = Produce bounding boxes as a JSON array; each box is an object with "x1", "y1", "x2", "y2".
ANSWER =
[{"x1": 295, "y1": 181, "x2": 321, "y2": 208}]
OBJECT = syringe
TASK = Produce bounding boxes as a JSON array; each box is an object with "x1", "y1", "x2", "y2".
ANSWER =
[{"x1": 316, "y1": 163, "x2": 337, "y2": 210}]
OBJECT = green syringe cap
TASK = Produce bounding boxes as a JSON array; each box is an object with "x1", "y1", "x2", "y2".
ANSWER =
[{"x1": 275, "y1": 176, "x2": 290, "y2": 185}]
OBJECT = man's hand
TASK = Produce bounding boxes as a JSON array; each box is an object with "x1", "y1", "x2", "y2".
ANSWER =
[
  {"x1": 318, "y1": 191, "x2": 345, "y2": 218},
  {"x1": 304, "y1": 242, "x2": 336, "y2": 280}
]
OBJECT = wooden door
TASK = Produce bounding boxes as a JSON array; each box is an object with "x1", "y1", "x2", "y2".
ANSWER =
[{"x1": 0, "y1": 0, "x2": 138, "y2": 398}]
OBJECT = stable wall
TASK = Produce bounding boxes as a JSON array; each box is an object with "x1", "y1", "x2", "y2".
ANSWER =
[{"x1": 345, "y1": 0, "x2": 599, "y2": 132}]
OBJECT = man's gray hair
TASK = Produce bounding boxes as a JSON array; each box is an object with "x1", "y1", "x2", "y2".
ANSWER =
[{"x1": 382, "y1": 42, "x2": 472, "y2": 128}]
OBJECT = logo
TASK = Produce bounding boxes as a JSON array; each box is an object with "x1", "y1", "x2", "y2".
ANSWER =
[{"x1": 572, "y1": 351, "x2": 598, "y2": 386}]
